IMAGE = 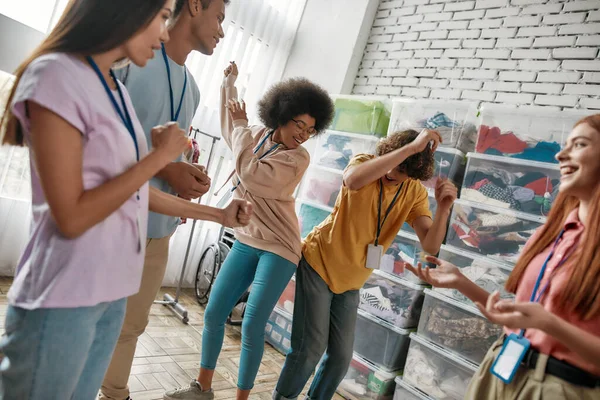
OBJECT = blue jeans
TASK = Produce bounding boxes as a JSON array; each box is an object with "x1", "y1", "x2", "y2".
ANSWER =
[
  {"x1": 202, "y1": 241, "x2": 296, "y2": 390},
  {"x1": 275, "y1": 256, "x2": 359, "y2": 400},
  {"x1": 0, "y1": 299, "x2": 126, "y2": 400}
]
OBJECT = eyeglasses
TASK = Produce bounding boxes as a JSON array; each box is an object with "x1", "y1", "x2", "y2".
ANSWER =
[{"x1": 291, "y1": 118, "x2": 317, "y2": 137}]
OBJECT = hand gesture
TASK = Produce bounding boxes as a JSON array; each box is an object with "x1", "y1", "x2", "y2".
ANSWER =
[
  {"x1": 151, "y1": 122, "x2": 189, "y2": 164},
  {"x1": 434, "y1": 178, "x2": 457, "y2": 212},
  {"x1": 227, "y1": 99, "x2": 247, "y2": 122},
  {"x1": 165, "y1": 162, "x2": 211, "y2": 200},
  {"x1": 404, "y1": 256, "x2": 463, "y2": 289},
  {"x1": 224, "y1": 61, "x2": 238, "y2": 78},
  {"x1": 410, "y1": 129, "x2": 442, "y2": 154},
  {"x1": 221, "y1": 199, "x2": 253, "y2": 227},
  {"x1": 476, "y1": 292, "x2": 554, "y2": 331}
]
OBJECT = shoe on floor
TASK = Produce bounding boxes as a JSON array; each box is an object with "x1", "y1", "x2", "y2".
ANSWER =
[{"x1": 163, "y1": 380, "x2": 214, "y2": 400}]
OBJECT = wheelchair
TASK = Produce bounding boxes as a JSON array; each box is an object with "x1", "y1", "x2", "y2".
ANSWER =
[{"x1": 194, "y1": 194, "x2": 250, "y2": 325}]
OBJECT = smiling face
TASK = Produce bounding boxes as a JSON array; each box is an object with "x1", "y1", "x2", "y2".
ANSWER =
[
  {"x1": 275, "y1": 114, "x2": 317, "y2": 150},
  {"x1": 123, "y1": 0, "x2": 174, "y2": 66},
  {"x1": 382, "y1": 167, "x2": 409, "y2": 186},
  {"x1": 556, "y1": 122, "x2": 600, "y2": 201},
  {"x1": 191, "y1": 0, "x2": 226, "y2": 55}
]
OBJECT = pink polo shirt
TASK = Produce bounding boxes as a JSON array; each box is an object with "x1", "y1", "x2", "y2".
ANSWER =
[
  {"x1": 8, "y1": 53, "x2": 149, "y2": 309},
  {"x1": 505, "y1": 208, "x2": 600, "y2": 376}
]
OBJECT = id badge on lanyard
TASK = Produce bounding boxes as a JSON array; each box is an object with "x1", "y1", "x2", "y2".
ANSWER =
[
  {"x1": 490, "y1": 229, "x2": 572, "y2": 384},
  {"x1": 366, "y1": 180, "x2": 403, "y2": 269}
]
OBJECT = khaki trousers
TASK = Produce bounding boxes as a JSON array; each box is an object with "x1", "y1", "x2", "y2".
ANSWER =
[
  {"x1": 465, "y1": 337, "x2": 600, "y2": 400},
  {"x1": 99, "y1": 236, "x2": 171, "y2": 400}
]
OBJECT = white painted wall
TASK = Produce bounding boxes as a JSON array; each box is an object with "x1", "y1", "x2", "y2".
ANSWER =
[
  {"x1": 282, "y1": 0, "x2": 381, "y2": 94},
  {"x1": 353, "y1": 0, "x2": 600, "y2": 110}
]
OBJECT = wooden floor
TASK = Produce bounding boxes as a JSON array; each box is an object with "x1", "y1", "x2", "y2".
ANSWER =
[{"x1": 0, "y1": 278, "x2": 344, "y2": 400}]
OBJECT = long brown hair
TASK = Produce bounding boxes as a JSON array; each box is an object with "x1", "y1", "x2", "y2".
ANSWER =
[
  {"x1": 505, "y1": 114, "x2": 600, "y2": 320},
  {"x1": 0, "y1": 0, "x2": 166, "y2": 146}
]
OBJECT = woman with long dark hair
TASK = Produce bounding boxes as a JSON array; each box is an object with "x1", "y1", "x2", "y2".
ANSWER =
[
  {"x1": 406, "y1": 115, "x2": 600, "y2": 399},
  {"x1": 0, "y1": 1, "x2": 251, "y2": 399}
]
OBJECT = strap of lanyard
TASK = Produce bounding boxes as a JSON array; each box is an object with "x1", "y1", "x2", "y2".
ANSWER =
[
  {"x1": 519, "y1": 229, "x2": 574, "y2": 337},
  {"x1": 231, "y1": 131, "x2": 280, "y2": 192},
  {"x1": 375, "y1": 179, "x2": 404, "y2": 246},
  {"x1": 161, "y1": 43, "x2": 188, "y2": 122},
  {"x1": 86, "y1": 57, "x2": 139, "y2": 162}
]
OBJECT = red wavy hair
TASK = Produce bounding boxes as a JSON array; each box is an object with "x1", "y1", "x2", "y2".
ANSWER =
[{"x1": 505, "y1": 114, "x2": 600, "y2": 320}]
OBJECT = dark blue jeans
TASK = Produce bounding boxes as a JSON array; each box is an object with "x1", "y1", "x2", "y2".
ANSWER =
[{"x1": 274, "y1": 256, "x2": 359, "y2": 400}]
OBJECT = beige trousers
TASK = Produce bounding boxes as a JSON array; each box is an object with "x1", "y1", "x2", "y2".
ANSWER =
[
  {"x1": 99, "y1": 236, "x2": 171, "y2": 400},
  {"x1": 465, "y1": 338, "x2": 600, "y2": 400}
]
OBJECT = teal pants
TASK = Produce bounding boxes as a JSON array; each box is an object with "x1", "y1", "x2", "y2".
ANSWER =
[{"x1": 202, "y1": 241, "x2": 296, "y2": 390}]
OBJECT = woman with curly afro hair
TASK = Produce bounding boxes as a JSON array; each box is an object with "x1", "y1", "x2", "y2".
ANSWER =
[
  {"x1": 273, "y1": 129, "x2": 458, "y2": 400},
  {"x1": 187, "y1": 62, "x2": 334, "y2": 400}
]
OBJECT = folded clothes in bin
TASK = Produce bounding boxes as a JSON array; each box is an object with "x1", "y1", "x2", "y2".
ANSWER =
[
  {"x1": 332, "y1": 98, "x2": 391, "y2": 137},
  {"x1": 417, "y1": 290, "x2": 503, "y2": 364},
  {"x1": 446, "y1": 200, "x2": 544, "y2": 265},
  {"x1": 404, "y1": 334, "x2": 477, "y2": 400},
  {"x1": 359, "y1": 271, "x2": 425, "y2": 329},
  {"x1": 298, "y1": 204, "x2": 331, "y2": 238},
  {"x1": 338, "y1": 353, "x2": 400, "y2": 400}
]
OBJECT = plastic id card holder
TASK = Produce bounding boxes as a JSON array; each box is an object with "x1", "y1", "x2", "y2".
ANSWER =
[
  {"x1": 366, "y1": 244, "x2": 384, "y2": 269},
  {"x1": 491, "y1": 333, "x2": 531, "y2": 384}
]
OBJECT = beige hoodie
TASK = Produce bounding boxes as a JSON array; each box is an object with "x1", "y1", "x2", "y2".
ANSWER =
[{"x1": 220, "y1": 74, "x2": 309, "y2": 264}]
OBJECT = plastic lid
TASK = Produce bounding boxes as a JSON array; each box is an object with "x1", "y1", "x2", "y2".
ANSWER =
[
  {"x1": 453, "y1": 198, "x2": 546, "y2": 224},
  {"x1": 394, "y1": 377, "x2": 434, "y2": 400},
  {"x1": 273, "y1": 305, "x2": 293, "y2": 321},
  {"x1": 351, "y1": 352, "x2": 400, "y2": 379},
  {"x1": 372, "y1": 269, "x2": 426, "y2": 291},
  {"x1": 408, "y1": 333, "x2": 478, "y2": 372},
  {"x1": 357, "y1": 309, "x2": 412, "y2": 336},
  {"x1": 423, "y1": 288, "x2": 484, "y2": 318},
  {"x1": 466, "y1": 151, "x2": 560, "y2": 170},
  {"x1": 326, "y1": 129, "x2": 383, "y2": 142},
  {"x1": 438, "y1": 244, "x2": 514, "y2": 272}
]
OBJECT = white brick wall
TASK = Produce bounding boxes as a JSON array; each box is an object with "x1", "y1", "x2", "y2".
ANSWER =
[{"x1": 353, "y1": 0, "x2": 600, "y2": 110}]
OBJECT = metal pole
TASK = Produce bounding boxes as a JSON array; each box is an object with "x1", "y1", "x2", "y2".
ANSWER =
[{"x1": 158, "y1": 129, "x2": 221, "y2": 324}]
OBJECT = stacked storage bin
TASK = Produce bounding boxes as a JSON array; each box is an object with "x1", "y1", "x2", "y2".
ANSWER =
[
  {"x1": 395, "y1": 105, "x2": 590, "y2": 400},
  {"x1": 265, "y1": 96, "x2": 392, "y2": 374}
]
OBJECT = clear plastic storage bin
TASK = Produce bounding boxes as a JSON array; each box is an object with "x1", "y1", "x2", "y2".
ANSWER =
[
  {"x1": 359, "y1": 271, "x2": 425, "y2": 329},
  {"x1": 276, "y1": 274, "x2": 296, "y2": 315},
  {"x1": 477, "y1": 104, "x2": 589, "y2": 164},
  {"x1": 417, "y1": 289, "x2": 503, "y2": 365},
  {"x1": 422, "y1": 147, "x2": 466, "y2": 191},
  {"x1": 389, "y1": 99, "x2": 479, "y2": 154},
  {"x1": 382, "y1": 231, "x2": 432, "y2": 285},
  {"x1": 434, "y1": 245, "x2": 513, "y2": 306},
  {"x1": 403, "y1": 333, "x2": 478, "y2": 400},
  {"x1": 354, "y1": 309, "x2": 412, "y2": 372},
  {"x1": 331, "y1": 95, "x2": 392, "y2": 137},
  {"x1": 265, "y1": 307, "x2": 292, "y2": 355},
  {"x1": 314, "y1": 131, "x2": 379, "y2": 172},
  {"x1": 461, "y1": 152, "x2": 561, "y2": 217},
  {"x1": 393, "y1": 377, "x2": 434, "y2": 400},
  {"x1": 299, "y1": 166, "x2": 343, "y2": 209},
  {"x1": 297, "y1": 202, "x2": 332, "y2": 238},
  {"x1": 445, "y1": 199, "x2": 545, "y2": 266},
  {"x1": 338, "y1": 352, "x2": 400, "y2": 400}
]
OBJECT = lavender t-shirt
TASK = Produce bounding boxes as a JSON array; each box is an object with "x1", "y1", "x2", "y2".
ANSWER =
[{"x1": 8, "y1": 53, "x2": 150, "y2": 309}]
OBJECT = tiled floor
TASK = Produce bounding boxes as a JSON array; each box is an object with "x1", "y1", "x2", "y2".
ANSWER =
[{"x1": 0, "y1": 278, "x2": 344, "y2": 400}]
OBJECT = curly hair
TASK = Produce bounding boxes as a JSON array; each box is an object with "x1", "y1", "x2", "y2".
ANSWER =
[
  {"x1": 376, "y1": 130, "x2": 434, "y2": 181},
  {"x1": 257, "y1": 78, "x2": 335, "y2": 133}
]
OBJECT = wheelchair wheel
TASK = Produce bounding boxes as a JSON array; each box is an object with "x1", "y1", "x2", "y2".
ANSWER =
[{"x1": 195, "y1": 244, "x2": 220, "y2": 305}]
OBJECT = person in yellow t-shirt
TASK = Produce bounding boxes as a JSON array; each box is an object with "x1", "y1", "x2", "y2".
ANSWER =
[{"x1": 273, "y1": 128, "x2": 457, "y2": 400}]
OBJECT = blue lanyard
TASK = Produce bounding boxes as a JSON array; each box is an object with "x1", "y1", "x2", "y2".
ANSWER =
[
  {"x1": 161, "y1": 43, "x2": 188, "y2": 122},
  {"x1": 231, "y1": 131, "x2": 280, "y2": 192},
  {"x1": 86, "y1": 56, "x2": 139, "y2": 163},
  {"x1": 519, "y1": 229, "x2": 574, "y2": 337},
  {"x1": 375, "y1": 179, "x2": 404, "y2": 246}
]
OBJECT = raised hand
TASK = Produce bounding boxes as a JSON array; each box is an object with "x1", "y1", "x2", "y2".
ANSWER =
[{"x1": 404, "y1": 256, "x2": 463, "y2": 289}]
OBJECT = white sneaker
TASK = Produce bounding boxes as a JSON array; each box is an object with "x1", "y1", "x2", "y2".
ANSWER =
[{"x1": 163, "y1": 380, "x2": 214, "y2": 400}]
